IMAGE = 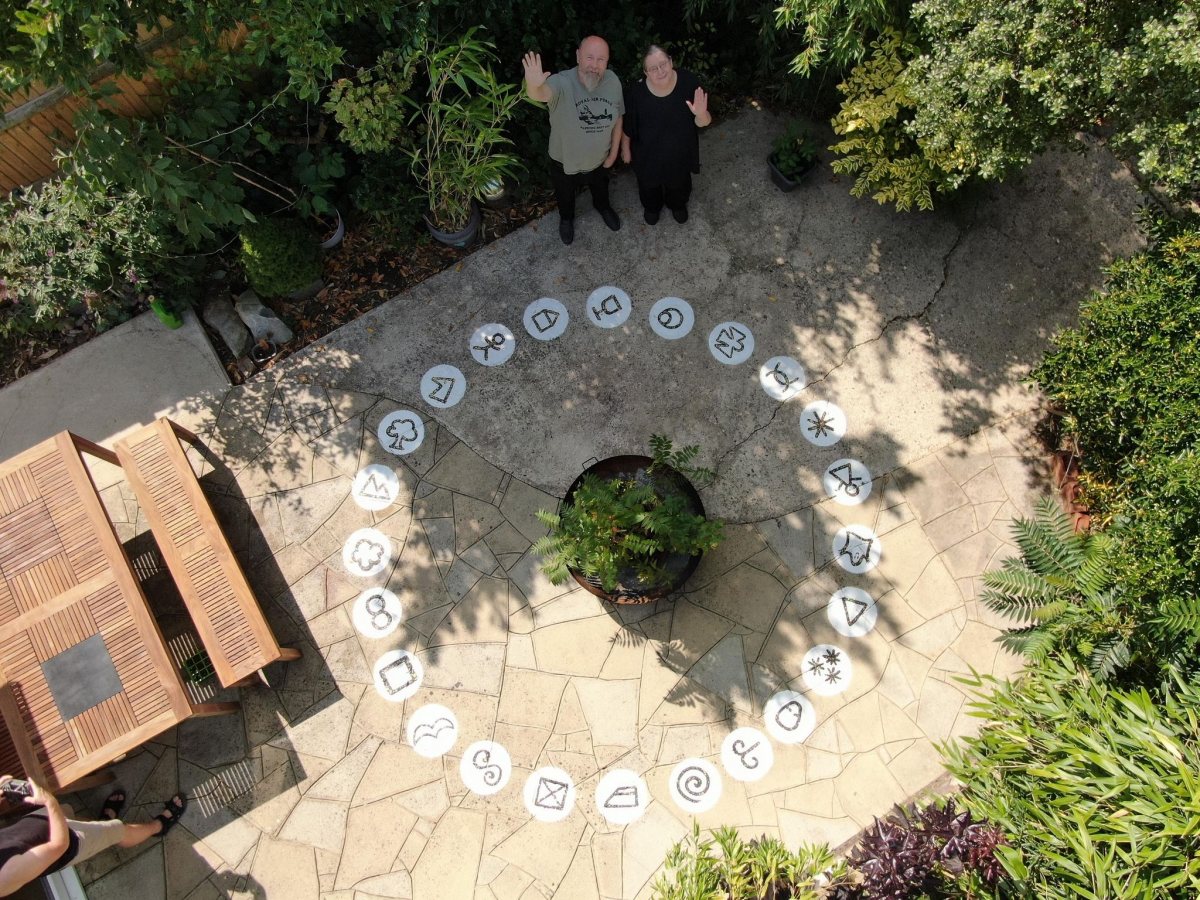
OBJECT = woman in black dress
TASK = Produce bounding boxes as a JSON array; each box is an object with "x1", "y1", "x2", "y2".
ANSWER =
[{"x1": 620, "y1": 45, "x2": 712, "y2": 225}]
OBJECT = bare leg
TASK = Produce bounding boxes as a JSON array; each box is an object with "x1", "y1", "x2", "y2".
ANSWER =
[{"x1": 117, "y1": 821, "x2": 165, "y2": 848}]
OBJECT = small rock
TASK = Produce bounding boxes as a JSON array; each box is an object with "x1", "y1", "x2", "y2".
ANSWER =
[
  {"x1": 203, "y1": 295, "x2": 252, "y2": 357},
  {"x1": 235, "y1": 356, "x2": 256, "y2": 377},
  {"x1": 235, "y1": 289, "x2": 295, "y2": 344}
]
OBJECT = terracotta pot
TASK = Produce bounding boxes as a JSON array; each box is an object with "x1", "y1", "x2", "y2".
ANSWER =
[{"x1": 561, "y1": 455, "x2": 706, "y2": 605}]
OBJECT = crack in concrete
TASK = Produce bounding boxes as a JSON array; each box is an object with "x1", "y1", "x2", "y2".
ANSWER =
[{"x1": 712, "y1": 204, "x2": 978, "y2": 481}]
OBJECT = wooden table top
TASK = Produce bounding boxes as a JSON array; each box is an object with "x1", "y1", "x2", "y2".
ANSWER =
[{"x1": 0, "y1": 432, "x2": 191, "y2": 790}]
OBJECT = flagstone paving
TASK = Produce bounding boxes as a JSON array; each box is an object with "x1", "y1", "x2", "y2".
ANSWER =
[
  {"x1": 69, "y1": 376, "x2": 1040, "y2": 900},
  {"x1": 31, "y1": 106, "x2": 1143, "y2": 900}
]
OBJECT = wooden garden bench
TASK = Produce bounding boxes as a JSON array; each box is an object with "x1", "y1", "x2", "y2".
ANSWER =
[{"x1": 114, "y1": 418, "x2": 300, "y2": 688}]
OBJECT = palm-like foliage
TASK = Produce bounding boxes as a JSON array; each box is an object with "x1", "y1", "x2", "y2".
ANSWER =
[{"x1": 983, "y1": 497, "x2": 1129, "y2": 679}]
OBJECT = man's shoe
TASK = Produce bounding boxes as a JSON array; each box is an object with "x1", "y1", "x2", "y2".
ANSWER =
[
  {"x1": 671, "y1": 206, "x2": 689, "y2": 224},
  {"x1": 599, "y1": 208, "x2": 621, "y2": 231},
  {"x1": 559, "y1": 217, "x2": 574, "y2": 244},
  {"x1": 644, "y1": 208, "x2": 660, "y2": 225}
]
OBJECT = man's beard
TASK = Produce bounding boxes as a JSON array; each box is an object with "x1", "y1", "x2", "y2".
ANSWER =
[{"x1": 579, "y1": 70, "x2": 600, "y2": 90}]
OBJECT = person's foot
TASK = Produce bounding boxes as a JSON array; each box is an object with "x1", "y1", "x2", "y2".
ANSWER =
[
  {"x1": 153, "y1": 794, "x2": 187, "y2": 836},
  {"x1": 671, "y1": 206, "x2": 689, "y2": 224},
  {"x1": 644, "y1": 208, "x2": 660, "y2": 225},
  {"x1": 559, "y1": 217, "x2": 574, "y2": 245},
  {"x1": 598, "y1": 208, "x2": 621, "y2": 231},
  {"x1": 100, "y1": 790, "x2": 125, "y2": 820}
]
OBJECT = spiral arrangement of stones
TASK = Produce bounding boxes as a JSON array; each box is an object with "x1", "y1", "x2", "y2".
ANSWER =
[{"x1": 336, "y1": 284, "x2": 885, "y2": 823}]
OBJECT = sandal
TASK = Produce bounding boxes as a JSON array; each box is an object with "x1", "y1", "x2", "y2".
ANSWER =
[
  {"x1": 153, "y1": 794, "x2": 187, "y2": 836},
  {"x1": 100, "y1": 790, "x2": 125, "y2": 820}
]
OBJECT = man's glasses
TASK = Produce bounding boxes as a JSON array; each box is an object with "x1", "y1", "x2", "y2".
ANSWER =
[{"x1": 645, "y1": 61, "x2": 671, "y2": 75}]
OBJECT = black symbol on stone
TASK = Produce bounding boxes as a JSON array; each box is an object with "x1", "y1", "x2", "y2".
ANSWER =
[
  {"x1": 359, "y1": 473, "x2": 392, "y2": 501},
  {"x1": 473, "y1": 332, "x2": 507, "y2": 360},
  {"x1": 531, "y1": 308, "x2": 560, "y2": 333},
  {"x1": 534, "y1": 777, "x2": 569, "y2": 810},
  {"x1": 714, "y1": 325, "x2": 747, "y2": 359},
  {"x1": 591, "y1": 293, "x2": 623, "y2": 321},
  {"x1": 806, "y1": 409, "x2": 836, "y2": 440},
  {"x1": 808, "y1": 648, "x2": 844, "y2": 685},
  {"x1": 603, "y1": 785, "x2": 639, "y2": 809},
  {"x1": 730, "y1": 739, "x2": 761, "y2": 769},
  {"x1": 676, "y1": 765, "x2": 711, "y2": 804},
  {"x1": 656, "y1": 307, "x2": 685, "y2": 330},
  {"x1": 413, "y1": 717, "x2": 455, "y2": 746},
  {"x1": 364, "y1": 592, "x2": 395, "y2": 631},
  {"x1": 774, "y1": 699, "x2": 804, "y2": 732},
  {"x1": 828, "y1": 462, "x2": 864, "y2": 497},
  {"x1": 429, "y1": 376, "x2": 456, "y2": 404},
  {"x1": 351, "y1": 538, "x2": 385, "y2": 572},
  {"x1": 472, "y1": 749, "x2": 504, "y2": 786},
  {"x1": 768, "y1": 362, "x2": 800, "y2": 390},
  {"x1": 379, "y1": 656, "x2": 417, "y2": 695},
  {"x1": 385, "y1": 417, "x2": 419, "y2": 452},
  {"x1": 839, "y1": 531, "x2": 875, "y2": 568},
  {"x1": 841, "y1": 595, "x2": 870, "y2": 626}
]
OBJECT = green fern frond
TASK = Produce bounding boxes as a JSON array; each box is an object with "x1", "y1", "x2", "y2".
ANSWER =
[
  {"x1": 1088, "y1": 635, "x2": 1131, "y2": 680},
  {"x1": 1010, "y1": 501, "x2": 1084, "y2": 579},
  {"x1": 997, "y1": 625, "x2": 1057, "y2": 661}
]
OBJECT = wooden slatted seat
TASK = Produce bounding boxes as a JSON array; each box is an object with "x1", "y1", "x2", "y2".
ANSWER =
[{"x1": 114, "y1": 419, "x2": 299, "y2": 688}]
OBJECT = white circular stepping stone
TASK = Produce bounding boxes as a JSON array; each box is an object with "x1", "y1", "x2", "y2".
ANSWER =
[
  {"x1": 669, "y1": 757, "x2": 722, "y2": 814},
  {"x1": 586, "y1": 286, "x2": 632, "y2": 328},
  {"x1": 800, "y1": 400, "x2": 847, "y2": 446},
  {"x1": 469, "y1": 323, "x2": 516, "y2": 366},
  {"x1": 720, "y1": 727, "x2": 774, "y2": 782},
  {"x1": 758, "y1": 356, "x2": 806, "y2": 401},
  {"x1": 802, "y1": 644, "x2": 853, "y2": 696},
  {"x1": 420, "y1": 364, "x2": 467, "y2": 409},
  {"x1": 833, "y1": 525, "x2": 882, "y2": 573},
  {"x1": 352, "y1": 587, "x2": 402, "y2": 638},
  {"x1": 372, "y1": 649, "x2": 423, "y2": 702},
  {"x1": 377, "y1": 410, "x2": 425, "y2": 456},
  {"x1": 827, "y1": 587, "x2": 878, "y2": 638},
  {"x1": 460, "y1": 741, "x2": 512, "y2": 796},
  {"x1": 649, "y1": 297, "x2": 695, "y2": 340},
  {"x1": 524, "y1": 766, "x2": 576, "y2": 822},
  {"x1": 823, "y1": 457, "x2": 872, "y2": 505},
  {"x1": 595, "y1": 769, "x2": 649, "y2": 825},
  {"x1": 342, "y1": 528, "x2": 391, "y2": 577},
  {"x1": 708, "y1": 321, "x2": 754, "y2": 365},
  {"x1": 763, "y1": 690, "x2": 816, "y2": 744},
  {"x1": 351, "y1": 464, "x2": 400, "y2": 511},
  {"x1": 407, "y1": 703, "x2": 458, "y2": 758},
  {"x1": 523, "y1": 297, "x2": 569, "y2": 341}
]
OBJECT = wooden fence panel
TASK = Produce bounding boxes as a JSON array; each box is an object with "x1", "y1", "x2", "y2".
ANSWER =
[{"x1": 1, "y1": 62, "x2": 166, "y2": 195}]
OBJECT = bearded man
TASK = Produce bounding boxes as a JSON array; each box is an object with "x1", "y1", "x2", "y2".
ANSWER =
[{"x1": 522, "y1": 36, "x2": 623, "y2": 244}]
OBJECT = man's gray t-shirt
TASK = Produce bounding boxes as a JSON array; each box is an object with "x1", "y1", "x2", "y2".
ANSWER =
[{"x1": 546, "y1": 68, "x2": 624, "y2": 174}]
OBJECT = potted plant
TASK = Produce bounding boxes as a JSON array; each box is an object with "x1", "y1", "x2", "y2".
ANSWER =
[
  {"x1": 404, "y1": 29, "x2": 523, "y2": 247},
  {"x1": 533, "y1": 436, "x2": 726, "y2": 604},
  {"x1": 768, "y1": 121, "x2": 821, "y2": 192},
  {"x1": 238, "y1": 217, "x2": 322, "y2": 298}
]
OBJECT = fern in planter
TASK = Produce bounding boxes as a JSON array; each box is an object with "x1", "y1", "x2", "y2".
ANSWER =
[
  {"x1": 533, "y1": 436, "x2": 724, "y2": 593},
  {"x1": 982, "y1": 497, "x2": 1129, "y2": 680}
]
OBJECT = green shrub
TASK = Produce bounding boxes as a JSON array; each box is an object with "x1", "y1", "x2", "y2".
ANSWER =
[
  {"x1": 652, "y1": 823, "x2": 848, "y2": 900},
  {"x1": 770, "y1": 120, "x2": 821, "y2": 179},
  {"x1": 533, "y1": 436, "x2": 724, "y2": 593},
  {"x1": 238, "y1": 218, "x2": 321, "y2": 298},
  {"x1": 944, "y1": 659, "x2": 1200, "y2": 898},
  {"x1": 0, "y1": 179, "x2": 171, "y2": 337},
  {"x1": 829, "y1": 29, "x2": 959, "y2": 212},
  {"x1": 982, "y1": 497, "x2": 1132, "y2": 680},
  {"x1": 1031, "y1": 227, "x2": 1200, "y2": 682}
]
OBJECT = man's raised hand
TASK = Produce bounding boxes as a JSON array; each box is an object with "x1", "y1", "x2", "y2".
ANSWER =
[{"x1": 522, "y1": 51, "x2": 550, "y2": 89}]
